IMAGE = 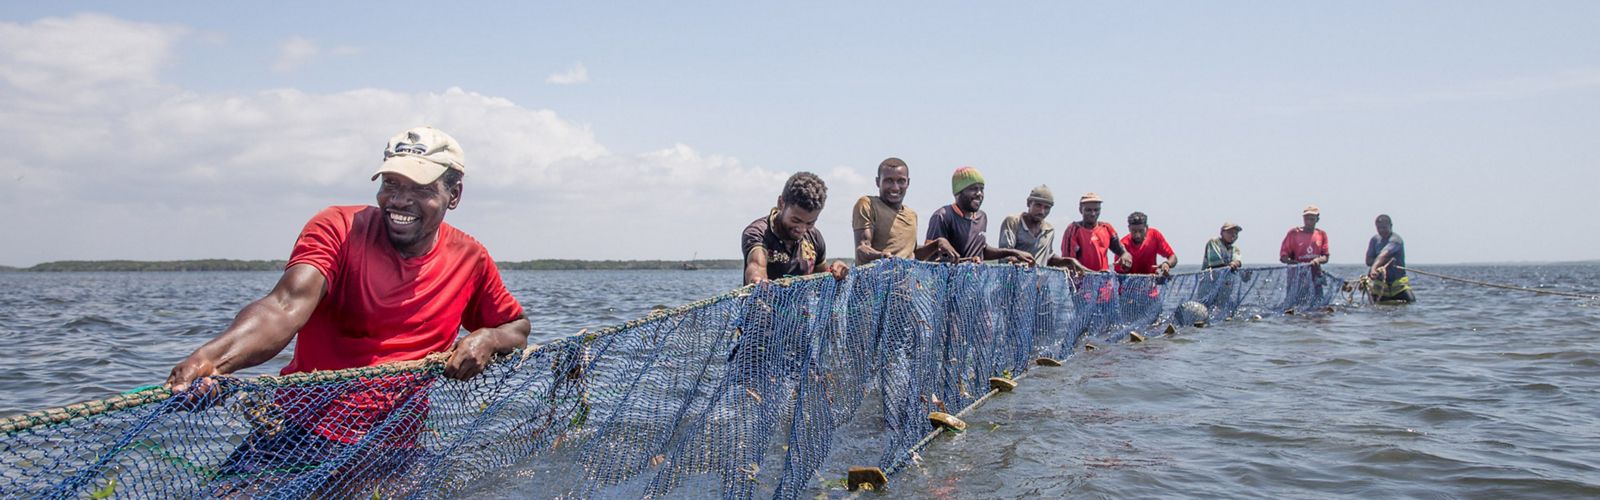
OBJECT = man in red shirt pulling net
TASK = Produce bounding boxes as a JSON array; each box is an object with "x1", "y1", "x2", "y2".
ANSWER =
[{"x1": 164, "y1": 126, "x2": 531, "y2": 494}]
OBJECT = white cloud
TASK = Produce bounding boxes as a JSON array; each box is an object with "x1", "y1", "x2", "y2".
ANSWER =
[
  {"x1": 272, "y1": 36, "x2": 362, "y2": 73},
  {"x1": 546, "y1": 63, "x2": 590, "y2": 85},
  {"x1": 0, "y1": 15, "x2": 862, "y2": 266},
  {"x1": 0, "y1": 13, "x2": 183, "y2": 110}
]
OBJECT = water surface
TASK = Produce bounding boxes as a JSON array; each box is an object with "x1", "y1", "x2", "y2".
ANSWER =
[{"x1": 1, "y1": 265, "x2": 1596, "y2": 497}]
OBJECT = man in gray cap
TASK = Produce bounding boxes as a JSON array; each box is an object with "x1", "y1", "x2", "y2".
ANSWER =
[{"x1": 999, "y1": 185, "x2": 1058, "y2": 262}]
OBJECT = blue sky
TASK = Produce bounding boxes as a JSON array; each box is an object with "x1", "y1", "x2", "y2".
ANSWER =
[{"x1": 1, "y1": 2, "x2": 1596, "y2": 267}]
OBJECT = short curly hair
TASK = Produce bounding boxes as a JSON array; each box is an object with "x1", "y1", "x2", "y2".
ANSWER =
[{"x1": 781, "y1": 171, "x2": 828, "y2": 212}]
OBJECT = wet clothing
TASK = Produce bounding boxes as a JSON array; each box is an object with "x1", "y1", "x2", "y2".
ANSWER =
[
  {"x1": 1366, "y1": 232, "x2": 1407, "y2": 282},
  {"x1": 1366, "y1": 231, "x2": 1412, "y2": 302},
  {"x1": 1279, "y1": 227, "x2": 1330, "y2": 263},
  {"x1": 283, "y1": 205, "x2": 525, "y2": 443},
  {"x1": 742, "y1": 208, "x2": 827, "y2": 280},
  {"x1": 1116, "y1": 228, "x2": 1174, "y2": 274},
  {"x1": 1061, "y1": 222, "x2": 1125, "y2": 272},
  {"x1": 1202, "y1": 237, "x2": 1242, "y2": 269},
  {"x1": 852, "y1": 195, "x2": 918, "y2": 263},
  {"x1": 926, "y1": 204, "x2": 990, "y2": 260},
  {"x1": 1366, "y1": 276, "x2": 1415, "y2": 303},
  {"x1": 998, "y1": 214, "x2": 1056, "y2": 262}
]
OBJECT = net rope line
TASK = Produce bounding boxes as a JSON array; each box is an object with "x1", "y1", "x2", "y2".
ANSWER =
[
  {"x1": 0, "y1": 260, "x2": 1345, "y2": 498},
  {"x1": 1400, "y1": 266, "x2": 1598, "y2": 300}
]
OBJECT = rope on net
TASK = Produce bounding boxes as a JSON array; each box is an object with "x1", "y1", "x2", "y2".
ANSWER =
[
  {"x1": 1398, "y1": 266, "x2": 1599, "y2": 300},
  {"x1": 0, "y1": 260, "x2": 1345, "y2": 499}
]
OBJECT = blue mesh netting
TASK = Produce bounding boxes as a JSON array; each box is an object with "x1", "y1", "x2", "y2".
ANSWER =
[{"x1": 0, "y1": 260, "x2": 1344, "y2": 498}]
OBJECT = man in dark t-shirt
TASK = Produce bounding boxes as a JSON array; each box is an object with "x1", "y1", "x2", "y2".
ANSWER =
[
  {"x1": 741, "y1": 172, "x2": 850, "y2": 285},
  {"x1": 924, "y1": 166, "x2": 1034, "y2": 264}
]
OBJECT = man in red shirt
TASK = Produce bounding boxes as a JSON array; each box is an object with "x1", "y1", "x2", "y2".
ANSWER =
[
  {"x1": 1114, "y1": 211, "x2": 1177, "y2": 275},
  {"x1": 1279, "y1": 205, "x2": 1330, "y2": 268},
  {"x1": 165, "y1": 127, "x2": 530, "y2": 493},
  {"x1": 1060, "y1": 192, "x2": 1131, "y2": 272}
]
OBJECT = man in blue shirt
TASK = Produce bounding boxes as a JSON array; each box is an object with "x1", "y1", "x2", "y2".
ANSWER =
[{"x1": 1365, "y1": 214, "x2": 1414, "y2": 303}]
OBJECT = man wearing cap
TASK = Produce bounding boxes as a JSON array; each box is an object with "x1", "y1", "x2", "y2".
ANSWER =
[
  {"x1": 1364, "y1": 214, "x2": 1414, "y2": 303},
  {"x1": 1115, "y1": 211, "x2": 1177, "y2": 275},
  {"x1": 998, "y1": 185, "x2": 1058, "y2": 262},
  {"x1": 1203, "y1": 222, "x2": 1245, "y2": 270},
  {"x1": 1060, "y1": 192, "x2": 1131, "y2": 272},
  {"x1": 1279, "y1": 205, "x2": 1330, "y2": 267},
  {"x1": 925, "y1": 166, "x2": 1035, "y2": 264},
  {"x1": 852, "y1": 157, "x2": 959, "y2": 264},
  {"x1": 165, "y1": 127, "x2": 530, "y2": 489},
  {"x1": 743, "y1": 171, "x2": 851, "y2": 285}
]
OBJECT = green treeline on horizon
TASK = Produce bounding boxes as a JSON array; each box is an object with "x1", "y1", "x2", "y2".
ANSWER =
[{"x1": 0, "y1": 259, "x2": 746, "y2": 272}]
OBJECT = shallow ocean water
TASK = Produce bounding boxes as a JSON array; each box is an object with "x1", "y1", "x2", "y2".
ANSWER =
[{"x1": 1, "y1": 264, "x2": 1596, "y2": 497}]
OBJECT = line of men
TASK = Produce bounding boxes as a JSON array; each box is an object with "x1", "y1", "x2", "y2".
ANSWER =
[
  {"x1": 741, "y1": 158, "x2": 1413, "y2": 303},
  {"x1": 156, "y1": 128, "x2": 1411, "y2": 493}
]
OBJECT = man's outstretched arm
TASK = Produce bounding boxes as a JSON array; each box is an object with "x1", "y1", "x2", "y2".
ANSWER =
[{"x1": 166, "y1": 264, "x2": 326, "y2": 391}]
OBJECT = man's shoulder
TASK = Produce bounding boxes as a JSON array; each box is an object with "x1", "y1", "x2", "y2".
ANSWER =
[
  {"x1": 1000, "y1": 213, "x2": 1023, "y2": 227},
  {"x1": 315, "y1": 205, "x2": 372, "y2": 221},
  {"x1": 855, "y1": 195, "x2": 876, "y2": 210},
  {"x1": 744, "y1": 215, "x2": 770, "y2": 230},
  {"x1": 807, "y1": 227, "x2": 827, "y2": 246},
  {"x1": 435, "y1": 223, "x2": 497, "y2": 267}
]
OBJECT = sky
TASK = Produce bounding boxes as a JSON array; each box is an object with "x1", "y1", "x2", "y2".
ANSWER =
[{"x1": 1, "y1": 2, "x2": 1596, "y2": 267}]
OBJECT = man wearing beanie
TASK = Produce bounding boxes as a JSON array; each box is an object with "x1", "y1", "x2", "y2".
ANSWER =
[
  {"x1": 742, "y1": 172, "x2": 851, "y2": 285},
  {"x1": 166, "y1": 127, "x2": 530, "y2": 489},
  {"x1": 999, "y1": 185, "x2": 1058, "y2": 262},
  {"x1": 925, "y1": 166, "x2": 1035, "y2": 264},
  {"x1": 852, "y1": 158, "x2": 959, "y2": 264}
]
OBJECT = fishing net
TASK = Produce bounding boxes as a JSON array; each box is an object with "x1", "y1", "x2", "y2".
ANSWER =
[{"x1": 0, "y1": 261, "x2": 1343, "y2": 499}]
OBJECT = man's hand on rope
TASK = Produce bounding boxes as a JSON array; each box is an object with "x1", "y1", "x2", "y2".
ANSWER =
[
  {"x1": 828, "y1": 260, "x2": 850, "y2": 281},
  {"x1": 164, "y1": 355, "x2": 226, "y2": 411},
  {"x1": 445, "y1": 331, "x2": 500, "y2": 381}
]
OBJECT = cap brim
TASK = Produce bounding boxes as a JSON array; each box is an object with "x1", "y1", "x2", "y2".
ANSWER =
[{"x1": 372, "y1": 155, "x2": 448, "y2": 185}]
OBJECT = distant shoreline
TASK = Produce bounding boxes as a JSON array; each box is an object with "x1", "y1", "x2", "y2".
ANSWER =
[
  {"x1": 0, "y1": 259, "x2": 745, "y2": 272},
  {"x1": 0, "y1": 259, "x2": 1593, "y2": 273}
]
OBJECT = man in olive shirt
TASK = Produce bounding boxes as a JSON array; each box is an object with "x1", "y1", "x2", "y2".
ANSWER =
[
  {"x1": 742, "y1": 171, "x2": 850, "y2": 285},
  {"x1": 998, "y1": 185, "x2": 1057, "y2": 262},
  {"x1": 853, "y1": 157, "x2": 957, "y2": 264}
]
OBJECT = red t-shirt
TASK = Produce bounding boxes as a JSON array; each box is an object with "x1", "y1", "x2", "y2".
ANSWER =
[
  {"x1": 1279, "y1": 227, "x2": 1330, "y2": 263},
  {"x1": 1062, "y1": 222, "x2": 1119, "y2": 272},
  {"x1": 1116, "y1": 228, "x2": 1175, "y2": 274},
  {"x1": 281, "y1": 205, "x2": 524, "y2": 443}
]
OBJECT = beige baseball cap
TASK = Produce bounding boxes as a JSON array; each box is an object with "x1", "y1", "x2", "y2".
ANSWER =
[
  {"x1": 1302, "y1": 205, "x2": 1321, "y2": 216},
  {"x1": 372, "y1": 126, "x2": 466, "y2": 185}
]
